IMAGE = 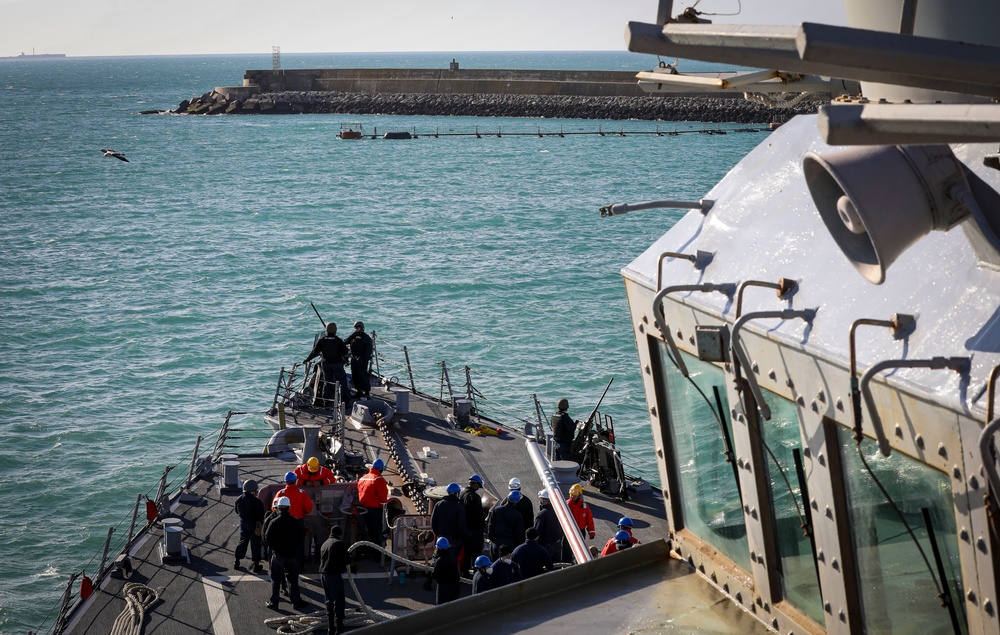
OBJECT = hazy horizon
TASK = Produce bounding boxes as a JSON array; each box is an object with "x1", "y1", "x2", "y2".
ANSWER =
[{"x1": 2, "y1": 1, "x2": 846, "y2": 58}]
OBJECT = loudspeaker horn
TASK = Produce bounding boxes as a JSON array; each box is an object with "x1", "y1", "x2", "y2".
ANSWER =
[{"x1": 803, "y1": 145, "x2": 970, "y2": 284}]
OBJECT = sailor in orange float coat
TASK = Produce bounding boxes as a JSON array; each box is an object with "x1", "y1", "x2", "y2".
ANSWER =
[
  {"x1": 294, "y1": 456, "x2": 337, "y2": 486},
  {"x1": 566, "y1": 483, "x2": 595, "y2": 540},
  {"x1": 273, "y1": 471, "x2": 315, "y2": 519}
]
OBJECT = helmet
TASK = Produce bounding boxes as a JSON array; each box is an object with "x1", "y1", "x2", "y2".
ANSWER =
[
  {"x1": 243, "y1": 479, "x2": 258, "y2": 493},
  {"x1": 538, "y1": 489, "x2": 549, "y2": 500},
  {"x1": 614, "y1": 529, "x2": 631, "y2": 543},
  {"x1": 474, "y1": 555, "x2": 492, "y2": 568},
  {"x1": 307, "y1": 457, "x2": 320, "y2": 473},
  {"x1": 354, "y1": 321, "x2": 364, "y2": 329},
  {"x1": 446, "y1": 482, "x2": 461, "y2": 495},
  {"x1": 435, "y1": 537, "x2": 450, "y2": 550},
  {"x1": 275, "y1": 496, "x2": 291, "y2": 509},
  {"x1": 618, "y1": 517, "x2": 634, "y2": 528},
  {"x1": 284, "y1": 471, "x2": 297, "y2": 483},
  {"x1": 569, "y1": 483, "x2": 583, "y2": 497},
  {"x1": 372, "y1": 458, "x2": 385, "y2": 471},
  {"x1": 469, "y1": 474, "x2": 484, "y2": 486},
  {"x1": 557, "y1": 398, "x2": 569, "y2": 411},
  {"x1": 508, "y1": 490, "x2": 522, "y2": 503},
  {"x1": 508, "y1": 477, "x2": 521, "y2": 490}
]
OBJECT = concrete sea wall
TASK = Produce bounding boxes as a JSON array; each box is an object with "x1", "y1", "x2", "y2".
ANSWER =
[{"x1": 168, "y1": 67, "x2": 826, "y2": 122}]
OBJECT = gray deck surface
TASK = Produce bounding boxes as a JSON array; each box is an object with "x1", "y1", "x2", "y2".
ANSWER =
[{"x1": 62, "y1": 384, "x2": 765, "y2": 634}]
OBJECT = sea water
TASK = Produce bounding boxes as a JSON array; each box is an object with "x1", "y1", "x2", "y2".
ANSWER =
[{"x1": 0, "y1": 51, "x2": 766, "y2": 633}]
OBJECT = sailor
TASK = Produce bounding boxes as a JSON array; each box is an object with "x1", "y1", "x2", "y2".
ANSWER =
[
  {"x1": 511, "y1": 527, "x2": 554, "y2": 579},
  {"x1": 273, "y1": 471, "x2": 314, "y2": 519},
  {"x1": 294, "y1": 456, "x2": 337, "y2": 487},
  {"x1": 264, "y1": 496, "x2": 309, "y2": 611},
  {"x1": 303, "y1": 322, "x2": 351, "y2": 409},
  {"x1": 459, "y1": 474, "x2": 487, "y2": 574},
  {"x1": 612, "y1": 530, "x2": 635, "y2": 552},
  {"x1": 564, "y1": 483, "x2": 595, "y2": 561},
  {"x1": 357, "y1": 458, "x2": 389, "y2": 554},
  {"x1": 601, "y1": 517, "x2": 640, "y2": 556},
  {"x1": 431, "y1": 482, "x2": 467, "y2": 563},
  {"x1": 486, "y1": 489, "x2": 525, "y2": 559},
  {"x1": 320, "y1": 525, "x2": 349, "y2": 634},
  {"x1": 471, "y1": 555, "x2": 494, "y2": 595},
  {"x1": 344, "y1": 321, "x2": 374, "y2": 399},
  {"x1": 431, "y1": 537, "x2": 462, "y2": 605},
  {"x1": 551, "y1": 398, "x2": 576, "y2": 460},
  {"x1": 233, "y1": 479, "x2": 265, "y2": 573},
  {"x1": 489, "y1": 544, "x2": 522, "y2": 588},
  {"x1": 532, "y1": 489, "x2": 564, "y2": 562},
  {"x1": 502, "y1": 477, "x2": 533, "y2": 530}
]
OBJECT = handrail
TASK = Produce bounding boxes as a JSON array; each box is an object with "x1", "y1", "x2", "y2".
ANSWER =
[
  {"x1": 860, "y1": 357, "x2": 970, "y2": 456},
  {"x1": 651, "y1": 282, "x2": 737, "y2": 377},
  {"x1": 730, "y1": 309, "x2": 816, "y2": 420},
  {"x1": 525, "y1": 438, "x2": 591, "y2": 564}
]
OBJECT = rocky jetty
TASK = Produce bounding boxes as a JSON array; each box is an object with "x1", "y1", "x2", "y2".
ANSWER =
[{"x1": 169, "y1": 89, "x2": 824, "y2": 123}]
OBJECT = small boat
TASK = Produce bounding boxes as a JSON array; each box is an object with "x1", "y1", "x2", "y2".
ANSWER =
[
  {"x1": 382, "y1": 131, "x2": 412, "y2": 140},
  {"x1": 339, "y1": 123, "x2": 363, "y2": 140}
]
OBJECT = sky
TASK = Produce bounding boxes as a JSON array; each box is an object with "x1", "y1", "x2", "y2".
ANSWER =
[{"x1": 1, "y1": 0, "x2": 848, "y2": 57}]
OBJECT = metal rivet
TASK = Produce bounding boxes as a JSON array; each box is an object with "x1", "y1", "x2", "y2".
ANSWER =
[
  {"x1": 938, "y1": 443, "x2": 947, "y2": 458},
  {"x1": 832, "y1": 558, "x2": 840, "y2": 571},
  {"x1": 967, "y1": 590, "x2": 977, "y2": 604},
  {"x1": 811, "y1": 400, "x2": 819, "y2": 413},
  {"x1": 960, "y1": 527, "x2": 970, "y2": 541},
  {"x1": 736, "y1": 592, "x2": 743, "y2": 603},
  {"x1": 954, "y1": 466, "x2": 962, "y2": 480},
  {"x1": 825, "y1": 506, "x2": 833, "y2": 519},
  {"x1": 657, "y1": 448, "x2": 664, "y2": 458},
  {"x1": 836, "y1": 398, "x2": 844, "y2": 411},
  {"x1": 824, "y1": 602, "x2": 832, "y2": 614},
  {"x1": 676, "y1": 329, "x2": 683, "y2": 340},
  {"x1": 642, "y1": 315, "x2": 649, "y2": 324},
  {"x1": 638, "y1": 323, "x2": 645, "y2": 333},
  {"x1": 984, "y1": 598, "x2": 994, "y2": 616},
  {"x1": 895, "y1": 424, "x2": 903, "y2": 438},
  {"x1": 750, "y1": 551, "x2": 757, "y2": 562},
  {"x1": 915, "y1": 434, "x2": 924, "y2": 450},
  {"x1": 817, "y1": 390, "x2": 826, "y2": 403},
  {"x1": 751, "y1": 363, "x2": 759, "y2": 374},
  {"x1": 710, "y1": 572, "x2": 717, "y2": 583},
  {"x1": 650, "y1": 406, "x2": 657, "y2": 416},
  {"x1": 970, "y1": 476, "x2": 979, "y2": 490},
  {"x1": 796, "y1": 396, "x2": 805, "y2": 406},
  {"x1": 768, "y1": 370, "x2": 777, "y2": 380},
  {"x1": 977, "y1": 537, "x2": 988, "y2": 553},
  {"x1": 803, "y1": 447, "x2": 811, "y2": 458},
  {"x1": 723, "y1": 583, "x2": 730, "y2": 593},
  {"x1": 818, "y1": 453, "x2": 826, "y2": 466},
  {"x1": 772, "y1": 619, "x2": 779, "y2": 629},
  {"x1": 786, "y1": 378, "x2": 794, "y2": 388},
  {"x1": 839, "y1": 610, "x2": 846, "y2": 622},
  {"x1": 816, "y1": 550, "x2": 825, "y2": 562},
  {"x1": 811, "y1": 499, "x2": 819, "y2": 511},
  {"x1": 644, "y1": 364, "x2": 651, "y2": 375}
]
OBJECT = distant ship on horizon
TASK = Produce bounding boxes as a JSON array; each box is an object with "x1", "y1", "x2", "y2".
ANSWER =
[{"x1": 1, "y1": 49, "x2": 67, "y2": 60}]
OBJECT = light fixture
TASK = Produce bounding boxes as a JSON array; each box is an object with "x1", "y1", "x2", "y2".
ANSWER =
[{"x1": 803, "y1": 144, "x2": 972, "y2": 284}]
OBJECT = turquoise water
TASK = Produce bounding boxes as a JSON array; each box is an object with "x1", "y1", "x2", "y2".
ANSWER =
[{"x1": 0, "y1": 51, "x2": 766, "y2": 633}]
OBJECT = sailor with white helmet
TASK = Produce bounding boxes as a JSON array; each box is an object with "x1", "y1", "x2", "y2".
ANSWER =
[
  {"x1": 264, "y1": 496, "x2": 308, "y2": 611},
  {"x1": 532, "y1": 488, "x2": 563, "y2": 561},
  {"x1": 500, "y1": 477, "x2": 534, "y2": 530}
]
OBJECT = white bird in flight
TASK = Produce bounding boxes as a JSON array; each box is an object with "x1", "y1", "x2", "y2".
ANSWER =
[{"x1": 100, "y1": 148, "x2": 129, "y2": 162}]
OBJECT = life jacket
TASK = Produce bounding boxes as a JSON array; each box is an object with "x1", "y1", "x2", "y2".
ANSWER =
[
  {"x1": 357, "y1": 469, "x2": 388, "y2": 508},
  {"x1": 273, "y1": 484, "x2": 314, "y2": 519}
]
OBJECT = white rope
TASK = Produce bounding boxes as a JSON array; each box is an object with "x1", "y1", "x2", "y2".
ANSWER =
[{"x1": 109, "y1": 583, "x2": 160, "y2": 635}]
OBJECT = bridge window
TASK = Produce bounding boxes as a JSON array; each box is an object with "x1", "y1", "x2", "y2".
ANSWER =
[
  {"x1": 760, "y1": 391, "x2": 824, "y2": 626},
  {"x1": 837, "y1": 426, "x2": 966, "y2": 634},
  {"x1": 654, "y1": 341, "x2": 750, "y2": 572}
]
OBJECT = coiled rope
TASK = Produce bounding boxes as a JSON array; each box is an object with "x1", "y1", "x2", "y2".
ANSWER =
[
  {"x1": 264, "y1": 540, "x2": 471, "y2": 633},
  {"x1": 109, "y1": 583, "x2": 160, "y2": 635}
]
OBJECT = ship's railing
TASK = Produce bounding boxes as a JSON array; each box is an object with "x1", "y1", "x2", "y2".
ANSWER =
[{"x1": 37, "y1": 413, "x2": 276, "y2": 635}]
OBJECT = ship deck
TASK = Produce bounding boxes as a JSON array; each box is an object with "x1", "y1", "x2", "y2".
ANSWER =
[{"x1": 62, "y1": 383, "x2": 767, "y2": 634}]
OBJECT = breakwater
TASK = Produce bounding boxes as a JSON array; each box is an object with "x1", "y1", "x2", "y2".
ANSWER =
[{"x1": 167, "y1": 66, "x2": 826, "y2": 122}]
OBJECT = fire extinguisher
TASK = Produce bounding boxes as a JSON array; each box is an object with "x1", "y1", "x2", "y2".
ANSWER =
[{"x1": 309, "y1": 535, "x2": 317, "y2": 561}]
